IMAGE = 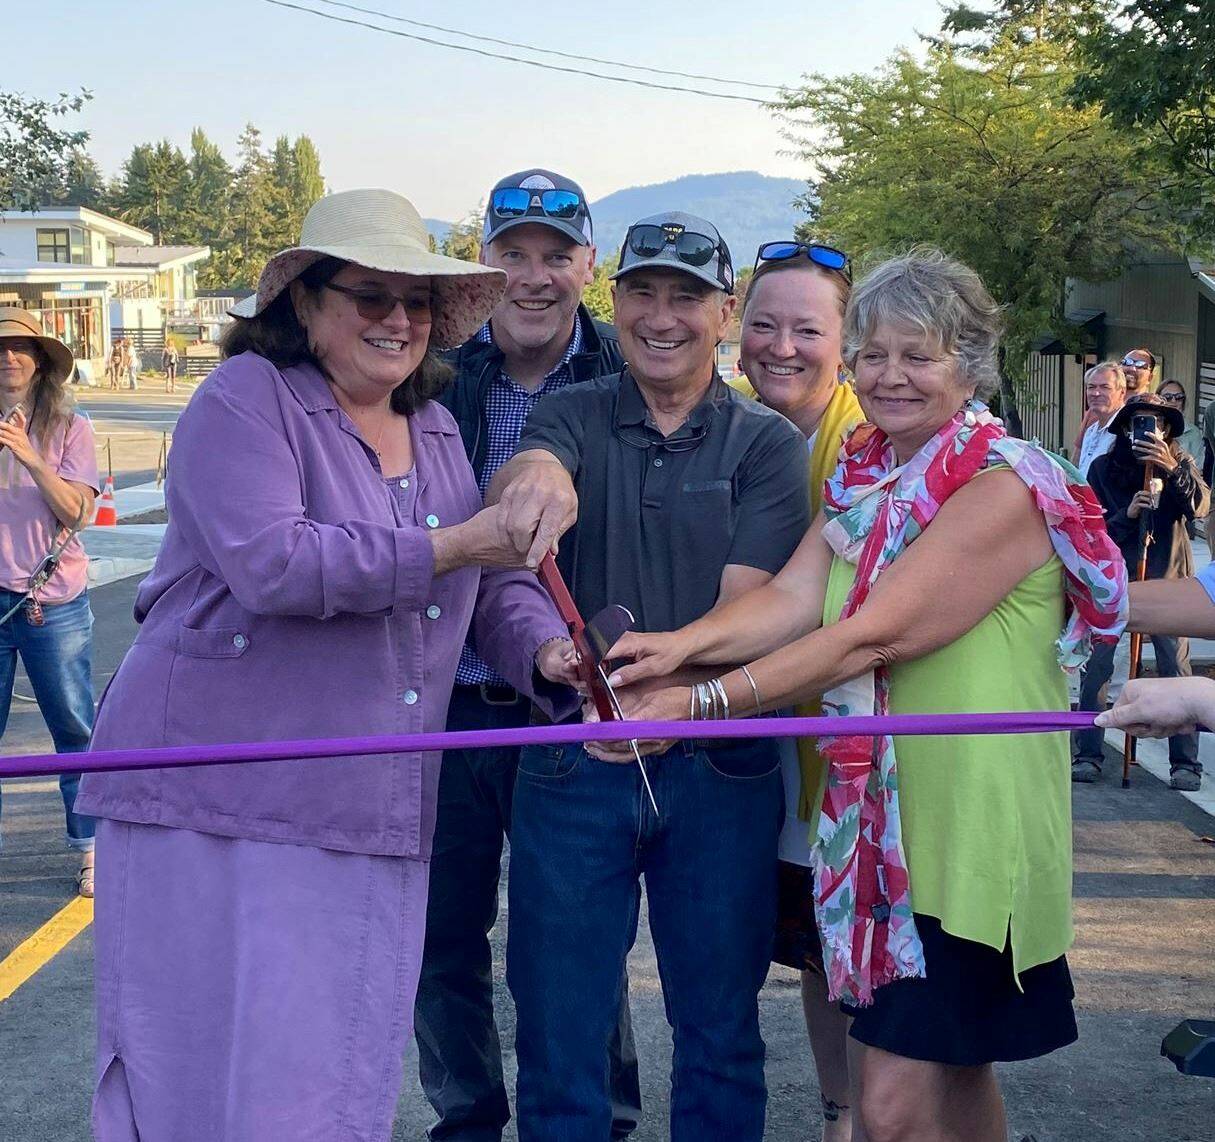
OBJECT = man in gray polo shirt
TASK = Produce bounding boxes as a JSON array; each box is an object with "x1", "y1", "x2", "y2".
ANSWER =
[{"x1": 491, "y1": 212, "x2": 810, "y2": 1140}]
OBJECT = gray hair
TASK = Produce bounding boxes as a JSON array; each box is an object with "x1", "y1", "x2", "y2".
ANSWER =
[
  {"x1": 842, "y1": 248, "x2": 1003, "y2": 399},
  {"x1": 1084, "y1": 360, "x2": 1127, "y2": 389}
]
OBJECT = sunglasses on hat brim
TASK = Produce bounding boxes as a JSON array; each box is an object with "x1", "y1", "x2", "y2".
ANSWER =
[
  {"x1": 625, "y1": 223, "x2": 722, "y2": 267},
  {"x1": 491, "y1": 187, "x2": 585, "y2": 222},
  {"x1": 755, "y1": 241, "x2": 850, "y2": 278}
]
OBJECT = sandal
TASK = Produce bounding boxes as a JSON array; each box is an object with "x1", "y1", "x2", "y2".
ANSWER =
[{"x1": 77, "y1": 854, "x2": 95, "y2": 899}]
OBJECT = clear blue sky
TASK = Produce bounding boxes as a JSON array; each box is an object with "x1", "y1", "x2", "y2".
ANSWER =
[{"x1": 10, "y1": 0, "x2": 942, "y2": 221}]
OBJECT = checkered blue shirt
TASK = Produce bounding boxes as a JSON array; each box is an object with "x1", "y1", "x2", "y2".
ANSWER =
[{"x1": 455, "y1": 319, "x2": 585, "y2": 686}]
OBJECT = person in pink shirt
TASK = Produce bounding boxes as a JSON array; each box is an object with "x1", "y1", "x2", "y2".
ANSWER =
[{"x1": 0, "y1": 308, "x2": 100, "y2": 895}]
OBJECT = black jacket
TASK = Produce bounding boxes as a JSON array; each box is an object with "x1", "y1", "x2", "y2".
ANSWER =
[
  {"x1": 438, "y1": 305, "x2": 624, "y2": 485},
  {"x1": 1087, "y1": 435, "x2": 1210, "y2": 580}
]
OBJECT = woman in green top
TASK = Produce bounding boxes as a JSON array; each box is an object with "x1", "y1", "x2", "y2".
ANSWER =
[{"x1": 601, "y1": 251, "x2": 1126, "y2": 1141}]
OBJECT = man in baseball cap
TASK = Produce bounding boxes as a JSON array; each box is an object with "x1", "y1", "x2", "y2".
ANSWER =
[
  {"x1": 482, "y1": 168, "x2": 594, "y2": 248},
  {"x1": 611, "y1": 210, "x2": 734, "y2": 293},
  {"x1": 419, "y1": 171, "x2": 641, "y2": 1141},
  {"x1": 489, "y1": 211, "x2": 808, "y2": 1137}
]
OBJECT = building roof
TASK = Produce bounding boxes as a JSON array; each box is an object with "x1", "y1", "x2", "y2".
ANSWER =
[
  {"x1": 0, "y1": 207, "x2": 153, "y2": 245},
  {"x1": 114, "y1": 245, "x2": 210, "y2": 269}
]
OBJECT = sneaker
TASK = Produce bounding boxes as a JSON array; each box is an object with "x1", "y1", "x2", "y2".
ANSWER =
[
  {"x1": 1072, "y1": 759, "x2": 1102, "y2": 783},
  {"x1": 1170, "y1": 766, "x2": 1202, "y2": 793}
]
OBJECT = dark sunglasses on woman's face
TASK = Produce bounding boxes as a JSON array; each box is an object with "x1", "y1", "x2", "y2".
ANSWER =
[
  {"x1": 325, "y1": 283, "x2": 433, "y2": 323},
  {"x1": 1159, "y1": 390, "x2": 1186, "y2": 404},
  {"x1": 755, "y1": 241, "x2": 850, "y2": 278},
  {"x1": 626, "y1": 224, "x2": 720, "y2": 267},
  {"x1": 491, "y1": 187, "x2": 584, "y2": 221}
]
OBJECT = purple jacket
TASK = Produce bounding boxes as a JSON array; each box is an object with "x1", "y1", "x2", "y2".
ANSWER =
[{"x1": 77, "y1": 353, "x2": 571, "y2": 858}]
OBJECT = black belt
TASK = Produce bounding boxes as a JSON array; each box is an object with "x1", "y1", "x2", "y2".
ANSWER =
[{"x1": 456, "y1": 682, "x2": 524, "y2": 706}]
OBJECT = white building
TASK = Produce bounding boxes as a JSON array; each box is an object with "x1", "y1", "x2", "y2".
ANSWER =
[{"x1": 0, "y1": 206, "x2": 220, "y2": 377}]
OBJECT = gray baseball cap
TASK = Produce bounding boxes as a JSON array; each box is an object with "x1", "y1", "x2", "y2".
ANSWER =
[
  {"x1": 611, "y1": 212, "x2": 734, "y2": 292},
  {"x1": 482, "y1": 169, "x2": 593, "y2": 247}
]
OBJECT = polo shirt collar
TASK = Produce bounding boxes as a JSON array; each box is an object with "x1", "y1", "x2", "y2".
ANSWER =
[{"x1": 615, "y1": 368, "x2": 728, "y2": 437}]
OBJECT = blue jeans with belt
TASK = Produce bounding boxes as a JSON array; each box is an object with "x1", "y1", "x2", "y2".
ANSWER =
[
  {"x1": 507, "y1": 737, "x2": 782, "y2": 1142},
  {"x1": 0, "y1": 589, "x2": 96, "y2": 851}
]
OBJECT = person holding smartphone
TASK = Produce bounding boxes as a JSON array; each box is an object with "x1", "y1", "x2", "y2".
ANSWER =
[
  {"x1": 1073, "y1": 393, "x2": 1209, "y2": 789},
  {"x1": 0, "y1": 308, "x2": 100, "y2": 894}
]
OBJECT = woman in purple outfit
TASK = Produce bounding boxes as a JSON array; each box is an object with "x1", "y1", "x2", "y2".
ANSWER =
[{"x1": 76, "y1": 190, "x2": 577, "y2": 1141}]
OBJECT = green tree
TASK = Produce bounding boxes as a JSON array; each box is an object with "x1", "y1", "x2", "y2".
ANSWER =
[
  {"x1": 1074, "y1": 0, "x2": 1215, "y2": 242},
  {"x1": 226, "y1": 124, "x2": 276, "y2": 287},
  {"x1": 775, "y1": 6, "x2": 1177, "y2": 433},
  {"x1": 180, "y1": 128, "x2": 233, "y2": 285},
  {"x1": 440, "y1": 206, "x2": 483, "y2": 263},
  {"x1": 583, "y1": 254, "x2": 618, "y2": 322},
  {"x1": 290, "y1": 136, "x2": 325, "y2": 219},
  {"x1": 114, "y1": 140, "x2": 189, "y2": 241},
  {"x1": 0, "y1": 89, "x2": 92, "y2": 211}
]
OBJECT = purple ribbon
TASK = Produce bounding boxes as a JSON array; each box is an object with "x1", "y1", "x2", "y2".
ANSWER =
[{"x1": 0, "y1": 711, "x2": 1097, "y2": 780}]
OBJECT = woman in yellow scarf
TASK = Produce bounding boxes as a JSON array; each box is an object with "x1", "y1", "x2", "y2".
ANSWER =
[{"x1": 731, "y1": 241, "x2": 863, "y2": 1141}]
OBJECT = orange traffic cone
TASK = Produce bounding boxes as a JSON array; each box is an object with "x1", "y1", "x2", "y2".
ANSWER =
[{"x1": 94, "y1": 476, "x2": 118, "y2": 526}]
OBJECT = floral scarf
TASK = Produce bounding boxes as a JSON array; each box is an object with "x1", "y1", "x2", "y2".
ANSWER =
[{"x1": 812, "y1": 401, "x2": 1127, "y2": 1005}]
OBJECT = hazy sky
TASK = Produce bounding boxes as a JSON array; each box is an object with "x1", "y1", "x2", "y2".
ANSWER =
[{"x1": 12, "y1": 0, "x2": 942, "y2": 221}]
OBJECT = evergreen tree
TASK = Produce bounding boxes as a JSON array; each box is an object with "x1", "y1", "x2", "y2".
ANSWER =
[
  {"x1": 290, "y1": 136, "x2": 325, "y2": 220},
  {"x1": 226, "y1": 124, "x2": 275, "y2": 287},
  {"x1": 114, "y1": 140, "x2": 189, "y2": 242}
]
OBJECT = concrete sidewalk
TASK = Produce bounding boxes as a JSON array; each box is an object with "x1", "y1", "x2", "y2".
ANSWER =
[{"x1": 82, "y1": 481, "x2": 167, "y2": 589}]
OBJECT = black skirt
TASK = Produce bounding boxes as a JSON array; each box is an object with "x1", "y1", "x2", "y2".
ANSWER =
[
  {"x1": 772, "y1": 860, "x2": 825, "y2": 973},
  {"x1": 845, "y1": 914, "x2": 1078, "y2": 1066}
]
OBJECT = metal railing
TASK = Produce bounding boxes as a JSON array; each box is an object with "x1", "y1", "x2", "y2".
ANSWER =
[{"x1": 161, "y1": 297, "x2": 236, "y2": 321}]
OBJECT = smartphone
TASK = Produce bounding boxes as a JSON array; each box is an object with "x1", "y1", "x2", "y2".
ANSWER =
[{"x1": 1131, "y1": 413, "x2": 1160, "y2": 445}]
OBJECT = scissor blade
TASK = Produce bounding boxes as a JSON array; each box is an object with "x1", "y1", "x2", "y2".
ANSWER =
[
  {"x1": 598, "y1": 665, "x2": 659, "y2": 816},
  {"x1": 583, "y1": 604, "x2": 635, "y2": 666}
]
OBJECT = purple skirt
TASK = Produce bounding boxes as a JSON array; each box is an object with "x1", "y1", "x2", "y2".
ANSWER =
[{"x1": 91, "y1": 819, "x2": 428, "y2": 1141}]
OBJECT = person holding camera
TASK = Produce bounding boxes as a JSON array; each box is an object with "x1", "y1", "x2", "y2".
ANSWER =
[{"x1": 1073, "y1": 393, "x2": 1209, "y2": 790}]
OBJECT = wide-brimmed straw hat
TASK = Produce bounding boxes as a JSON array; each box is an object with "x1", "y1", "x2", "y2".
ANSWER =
[
  {"x1": 0, "y1": 307, "x2": 75, "y2": 384},
  {"x1": 245, "y1": 189, "x2": 506, "y2": 350}
]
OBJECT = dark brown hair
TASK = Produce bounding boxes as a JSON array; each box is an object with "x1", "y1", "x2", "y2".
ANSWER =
[{"x1": 220, "y1": 257, "x2": 453, "y2": 413}]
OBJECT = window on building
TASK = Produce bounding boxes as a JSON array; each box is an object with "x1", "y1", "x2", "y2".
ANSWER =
[
  {"x1": 70, "y1": 227, "x2": 88, "y2": 264},
  {"x1": 36, "y1": 228, "x2": 71, "y2": 263},
  {"x1": 105, "y1": 239, "x2": 116, "y2": 267}
]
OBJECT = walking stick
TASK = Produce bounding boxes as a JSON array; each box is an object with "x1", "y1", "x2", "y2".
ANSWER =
[{"x1": 1122, "y1": 464, "x2": 1160, "y2": 788}]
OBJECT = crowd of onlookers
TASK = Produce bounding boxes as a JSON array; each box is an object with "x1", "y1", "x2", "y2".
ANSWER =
[
  {"x1": 1070, "y1": 352, "x2": 1208, "y2": 791},
  {"x1": 102, "y1": 338, "x2": 180, "y2": 392}
]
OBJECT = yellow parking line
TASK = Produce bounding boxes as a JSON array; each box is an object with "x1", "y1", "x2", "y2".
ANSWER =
[{"x1": 0, "y1": 897, "x2": 93, "y2": 1003}]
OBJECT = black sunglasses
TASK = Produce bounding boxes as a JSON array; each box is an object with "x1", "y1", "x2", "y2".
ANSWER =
[
  {"x1": 755, "y1": 241, "x2": 850, "y2": 278},
  {"x1": 626, "y1": 223, "x2": 721, "y2": 269},
  {"x1": 325, "y1": 283, "x2": 433, "y2": 323},
  {"x1": 491, "y1": 187, "x2": 584, "y2": 221}
]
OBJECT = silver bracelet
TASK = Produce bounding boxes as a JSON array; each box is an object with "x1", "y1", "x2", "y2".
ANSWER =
[
  {"x1": 739, "y1": 665, "x2": 762, "y2": 716},
  {"x1": 710, "y1": 676, "x2": 729, "y2": 721}
]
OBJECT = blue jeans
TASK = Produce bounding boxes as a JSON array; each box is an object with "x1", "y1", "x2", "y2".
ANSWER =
[
  {"x1": 507, "y1": 738, "x2": 782, "y2": 1142},
  {"x1": 0, "y1": 589, "x2": 96, "y2": 851}
]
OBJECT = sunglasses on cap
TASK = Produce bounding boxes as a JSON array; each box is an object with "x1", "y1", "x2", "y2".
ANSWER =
[
  {"x1": 325, "y1": 283, "x2": 433, "y2": 323},
  {"x1": 491, "y1": 187, "x2": 584, "y2": 221},
  {"x1": 755, "y1": 241, "x2": 850, "y2": 278},
  {"x1": 1120, "y1": 354, "x2": 1151, "y2": 370},
  {"x1": 625, "y1": 223, "x2": 722, "y2": 268}
]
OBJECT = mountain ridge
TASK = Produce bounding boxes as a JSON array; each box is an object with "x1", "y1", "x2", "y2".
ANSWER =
[{"x1": 427, "y1": 171, "x2": 810, "y2": 266}]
